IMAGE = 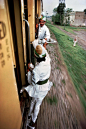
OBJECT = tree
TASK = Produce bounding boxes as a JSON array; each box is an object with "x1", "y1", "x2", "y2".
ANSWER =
[
  {"x1": 57, "y1": 3, "x2": 66, "y2": 14},
  {"x1": 52, "y1": 14, "x2": 60, "y2": 24},
  {"x1": 57, "y1": 3, "x2": 66, "y2": 25},
  {"x1": 52, "y1": 3, "x2": 66, "y2": 25},
  {"x1": 52, "y1": 8, "x2": 60, "y2": 24},
  {"x1": 84, "y1": 9, "x2": 86, "y2": 14},
  {"x1": 65, "y1": 8, "x2": 73, "y2": 15},
  {"x1": 65, "y1": 8, "x2": 73, "y2": 25},
  {"x1": 53, "y1": 8, "x2": 57, "y2": 13},
  {"x1": 83, "y1": 9, "x2": 86, "y2": 23}
]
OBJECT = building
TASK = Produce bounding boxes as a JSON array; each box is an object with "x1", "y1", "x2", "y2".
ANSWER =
[{"x1": 64, "y1": 11, "x2": 86, "y2": 26}]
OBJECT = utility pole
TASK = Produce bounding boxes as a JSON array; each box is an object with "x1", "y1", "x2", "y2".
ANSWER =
[
  {"x1": 46, "y1": 11, "x2": 48, "y2": 22},
  {"x1": 64, "y1": 8, "x2": 66, "y2": 30}
]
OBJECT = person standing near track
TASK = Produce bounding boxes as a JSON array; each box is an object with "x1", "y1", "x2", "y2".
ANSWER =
[{"x1": 73, "y1": 36, "x2": 78, "y2": 46}]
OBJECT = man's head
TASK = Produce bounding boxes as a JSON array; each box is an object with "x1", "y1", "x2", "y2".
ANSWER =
[
  {"x1": 35, "y1": 45, "x2": 42, "y2": 55},
  {"x1": 39, "y1": 19, "x2": 46, "y2": 27},
  {"x1": 34, "y1": 44, "x2": 46, "y2": 58},
  {"x1": 39, "y1": 12, "x2": 46, "y2": 27},
  {"x1": 35, "y1": 45, "x2": 46, "y2": 62},
  {"x1": 32, "y1": 39, "x2": 46, "y2": 62}
]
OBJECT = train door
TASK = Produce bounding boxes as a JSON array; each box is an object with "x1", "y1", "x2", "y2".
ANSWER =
[
  {"x1": 0, "y1": 0, "x2": 22, "y2": 129},
  {"x1": 0, "y1": 0, "x2": 43, "y2": 129}
]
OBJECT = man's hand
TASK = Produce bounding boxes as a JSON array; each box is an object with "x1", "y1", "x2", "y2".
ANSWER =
[
  {"x1": 27, "y1": 63, "x2": 34, "y2": 72},
  {"x1": 43, "y1": 42, "x2": 48, "y2": 49},
  {"x1": 28, "y1": 63, "x2": 31, "y2": 70},
  {"x1": 36, "y1": 24, "x2": 38, "y2": 29},
  {"x1": 44, "y1": 38, "x2": 47, "y2": 41}
]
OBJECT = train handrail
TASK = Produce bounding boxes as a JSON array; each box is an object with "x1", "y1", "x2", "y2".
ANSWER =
[{"x1": 23, "y1": 18, "x2": 31, "y2": 63}]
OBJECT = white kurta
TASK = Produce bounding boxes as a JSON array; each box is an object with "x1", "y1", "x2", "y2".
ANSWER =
[
  {"x1": 24, "y1": 47, "x2": 52, "y2": 124},
  {"x1": 38, "y1": 24, "x2": 50, "y2": 42},
  {"x1": 25, "y1": 50, "x2": 52, "y2": 100}
]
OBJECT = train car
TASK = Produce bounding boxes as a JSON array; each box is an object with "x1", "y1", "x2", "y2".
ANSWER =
[{"x1": 0, "y1": 0, "x2": 43, "y2": 128}]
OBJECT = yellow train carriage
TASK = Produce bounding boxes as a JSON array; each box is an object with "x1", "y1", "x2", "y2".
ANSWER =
[{"x1": 0, "y1": 0, "x2": 43, "y2": 129}]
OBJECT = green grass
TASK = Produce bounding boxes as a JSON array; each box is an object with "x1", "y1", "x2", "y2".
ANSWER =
[
  {"x1": 62, "y1": 79, "x2": 66, "y2": 85},
  {"x1": 58, "y1": 25, "x2": 86, "y2": 34},
  {"x1": 46, "y1": 22, "x2": 86, "y2": 114},
  {"x1": 66, "y1": 92, "x2": 73, "y2": 98},
  {"x1": 60, "y1": 25, "x2": 86, "y2": 30},
  {"x1": 55, "y1": 58, "x2": 58, "y2": 61},
  {"x1": 54, "y1": 121, "x2": 58, "y2": 128},
  {"x1": 46, "y1": 20, "x2": 51, "y2": 24},
  {"x1": 46, "y1": 96, "x2": 58, "y2": 105},
  {"x1": 56, "y1": 66, "x2": 60, "y2": 69},
  {"x1": 53, "y1": 83, "x2": 56, "y2": 87},
  {"x1": 48, "y1": 43, "x2": 54, "y2": 46}
]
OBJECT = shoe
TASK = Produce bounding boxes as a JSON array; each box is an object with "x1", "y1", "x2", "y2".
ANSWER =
[{"x1": 28, "y1": 120, "x2": 35, "y2": 129}]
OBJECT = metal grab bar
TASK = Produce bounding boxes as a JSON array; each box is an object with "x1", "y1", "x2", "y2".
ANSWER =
[{"x1": 23, "y1": 18, "x2": 31, "y2": 63}]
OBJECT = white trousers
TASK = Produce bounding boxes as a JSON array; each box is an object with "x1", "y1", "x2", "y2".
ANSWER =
[
  {"x1": 28, "y1": 97, "x2": 43, "y2": 123},
  {"x1": 73, "y1": 41, "x2": 77, "y2": 46}
]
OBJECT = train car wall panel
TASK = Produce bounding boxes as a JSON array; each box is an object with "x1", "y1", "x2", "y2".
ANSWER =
[
  {"x1": 37, "y1": 0, "x2": 42, "y2": 18},
  {"x1": 27, "y1": 0, "x2": 35, "y2": 42},
  {"x1": 20, "y1": 0, "x2": 27, "y2": 65},
  {"x1": 13, "y1": 0, "x2": 26, "y2": 86},
  {"x1": 0, "y1": 0, "x2": 22, "y2": 129},
  {"x1": 5, "y1": 0, "x2": 16, "y2": 68}
]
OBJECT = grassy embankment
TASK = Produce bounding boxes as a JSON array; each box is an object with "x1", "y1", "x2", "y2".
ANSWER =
[
  {"x1": 46, "y1": 21, "x2": 86, "y2": 114},
  {"x1": 59, "y1": 25, "x2": 86, "y2": 34}
]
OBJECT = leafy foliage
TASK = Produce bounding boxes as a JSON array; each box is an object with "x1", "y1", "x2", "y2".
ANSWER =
[
  {"x1": 53, "y1": 8, "x2": 57, "y2": 13},
  {"x1": 57, "y1": 3, "x2": 66, "y2": 14},
  {"x1": 52, "y1": 3, "x2": 66, "y2": 25},
  {"x1": 52, "y1": 13, "x2": 60, "y2": 24},
  {"x1": 46, "y1": 96, "x2": 58, "y2": 105},
  {"x1": 65, "y1": 8, "x2": 73, "y2": 25},
  {"x1": 84, "y1": 9, "x2": 86, "y2": 14}
]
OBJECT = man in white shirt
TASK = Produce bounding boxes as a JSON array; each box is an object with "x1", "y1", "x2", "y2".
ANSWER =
[
  {"x1": 35, "y1": 12, "x2": 50, "y2": 49},
  {"x1": 20, "y1": 39, "x2": 52, "y2": 129}
]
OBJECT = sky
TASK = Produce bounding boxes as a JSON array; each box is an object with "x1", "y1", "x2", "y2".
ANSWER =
[{"x1": 43, "y1": 0, "x2": 86, "y2": 16}]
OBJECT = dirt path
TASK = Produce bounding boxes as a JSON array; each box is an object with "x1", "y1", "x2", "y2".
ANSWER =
[
  {"x1": 53, "y1": 24, "x2": 86, "y2": 50},
  {"x1": 37, "y1": 27, "x2": 86, "y2": 129}
]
